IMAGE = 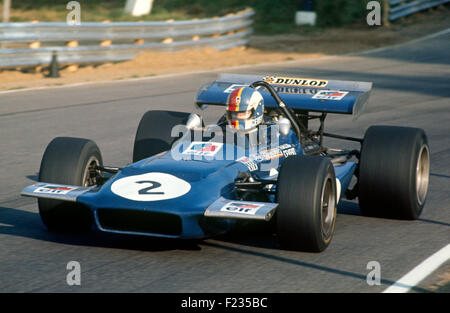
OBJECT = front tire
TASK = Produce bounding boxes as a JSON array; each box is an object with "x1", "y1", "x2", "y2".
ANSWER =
[
  {"x1": 358, "y1": 126, "x2": 430, "y2": 220},
  {"x1": 38, "y1": 137, "x2": 102, "y2": 231},
  {"x1": 133, "y1": 110, "x2": 190, "y2": 163},
  {"x1": 277, "y1": 155, "x2": 337, "y2": 252}
]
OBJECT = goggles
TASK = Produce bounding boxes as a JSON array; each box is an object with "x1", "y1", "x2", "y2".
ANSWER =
[{"x1": 227, "y1": 109, "x2": 254, "y2": 121}]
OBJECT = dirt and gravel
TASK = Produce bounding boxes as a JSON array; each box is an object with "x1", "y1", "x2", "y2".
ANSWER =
[{"x1": 0, "y1": 6, "x2": 448, "y2": 91}]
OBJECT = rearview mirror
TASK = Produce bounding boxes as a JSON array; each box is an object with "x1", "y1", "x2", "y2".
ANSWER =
[{"x1": 186, "y1": 113, "x2": 202, "y2": 129}]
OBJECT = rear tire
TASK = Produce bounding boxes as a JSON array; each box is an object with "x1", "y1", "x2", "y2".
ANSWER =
[
  {"x1": 133, "y1": 110, "x2": 190, "y2": 163},
  {"x1": 38, "y1": 137, "x2": 102, "y2": 232},
  {"x1": 277, "y1": 155, "x2": 337, "y2": 252},
  {"x1": 358, "y1": 126, "x2": 430, "y2": 220}
]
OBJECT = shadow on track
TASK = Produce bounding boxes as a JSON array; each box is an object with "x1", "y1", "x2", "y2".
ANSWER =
[
  {"x1": 337, "y1": 200, "x2": 449, "y2": 228},
  {"x1": 430, "y1": 172, "x2": 450, "y2": 179},
  {"x1": 26, "y1": 174, "x2": 38, "y2": 182},
  {"x1": 1, "y1": 204, "x2": 444, "y2": 292},
  {"x1": 201, "y1": 240, "x2": 432, "y2": 293},
  {"x1": 212, "y1": 199, "x2": 448, "y2": 250},
  {"x1": 203, "y1": 198, "x2": 441, "y2": 292},
  {"x1": 0, "y1": 206, "x2": 201, "y2": 252},
  {"x1": 0, "y1": 200, "x2": 365, "y2": 255}
]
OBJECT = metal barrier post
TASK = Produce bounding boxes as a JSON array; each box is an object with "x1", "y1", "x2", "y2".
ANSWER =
[
  {"x1": 384, "y1": 0, "x2": 391, "y2": 26},
  {"x1": 48, "y1": 51, "x2": 60, "y2": 78}
]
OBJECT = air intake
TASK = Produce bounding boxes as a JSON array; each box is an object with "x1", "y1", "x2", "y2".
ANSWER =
[{"x1": 97, "y1": 209, "x2": 182, "y2": 236}]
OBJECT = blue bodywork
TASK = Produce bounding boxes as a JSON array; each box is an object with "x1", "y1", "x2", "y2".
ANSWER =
[
  {"x1": 76, "y1": 125, "x2": 356, "y2": 239},
  {"x1": 196, "y1": 73, "x2": 372, "y2": 118},
  {"x1": 23, "y1": 73, "x2": 372, "y2": 240}
]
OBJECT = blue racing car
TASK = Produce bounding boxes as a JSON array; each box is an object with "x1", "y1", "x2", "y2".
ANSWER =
[{"x1": 21, "y1": 73, "x2": 430, "y2": 252}]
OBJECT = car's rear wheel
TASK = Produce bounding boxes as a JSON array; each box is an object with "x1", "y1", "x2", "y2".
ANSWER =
[
  {"x1": 133, "y1": 110, "x2": 190, "y2": 163},
  {"x1": 277, "y1": 155, "x2": 337, "y2": 252},
  {"x1": 38, "y1": 137, "x2": 102, "y2": 231},
  {"x1": 358, "y1": 125, "x2": 430, "y2": 219}
]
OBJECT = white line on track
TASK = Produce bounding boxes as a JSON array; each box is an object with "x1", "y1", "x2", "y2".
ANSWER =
[
  {"x1": 383, "y1": 244, "x2": 450, "y2": 293},
  {"x1": 0, "y1": 27, "x2": 448, "y2": 96}
]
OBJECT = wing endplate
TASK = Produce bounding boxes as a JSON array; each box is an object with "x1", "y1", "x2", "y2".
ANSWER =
[{"x1": 204, "y1": 197, "x2": 277, "y2": 221}]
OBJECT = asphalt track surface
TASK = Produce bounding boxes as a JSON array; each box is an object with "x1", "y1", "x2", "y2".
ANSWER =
[{"x1": 0, "y1": 31, "x2": 449, "y2": 293}]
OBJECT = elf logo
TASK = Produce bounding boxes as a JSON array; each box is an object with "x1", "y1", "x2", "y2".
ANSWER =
[
  {"x1": 35, "y1": 185, "x2": 76, "y2": 195},
  {"x1": 220, "y1": 202, "x2": 263, "y2": 215}
]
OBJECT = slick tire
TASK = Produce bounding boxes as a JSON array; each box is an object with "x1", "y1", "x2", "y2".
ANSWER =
[
  {"x1": 38, "y1": 137, "x2": 102, "y2": 232},
  {"x1": 358, "y1": 126, "x2": 430, "y2": 220},
  {"x1": 277, "y1": 155, "x2": 337, "y2": 252},
  {"x1": 133, "y1": 110, "x2": 190, "y2": 163}
]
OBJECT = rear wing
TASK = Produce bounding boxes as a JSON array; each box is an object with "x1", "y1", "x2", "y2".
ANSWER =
[{"x1": 196, "y1": 73, "x2": 372, "y2": 118}]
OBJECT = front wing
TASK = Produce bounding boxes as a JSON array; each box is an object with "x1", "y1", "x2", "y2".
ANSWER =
[{"x1": 21, "y1": 182, "x2": 95, "y2": 202}]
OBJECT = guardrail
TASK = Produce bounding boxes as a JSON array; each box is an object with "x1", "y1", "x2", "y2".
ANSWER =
[
  {"x1": 387, "y1": 0, "x2": 449, "y2": 21},
  {"x1": 0, "y1": 9, "x2": 254, "y2": 68}
]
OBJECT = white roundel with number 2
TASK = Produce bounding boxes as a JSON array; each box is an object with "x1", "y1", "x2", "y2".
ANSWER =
[{"x1": 110, "y1": 173, "x2": 191, "y2": 201}]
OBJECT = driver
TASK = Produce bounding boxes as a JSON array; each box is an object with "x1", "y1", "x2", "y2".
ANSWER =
[{"x1": 226, "y1": 86, "x2": 264, "y2": 133}]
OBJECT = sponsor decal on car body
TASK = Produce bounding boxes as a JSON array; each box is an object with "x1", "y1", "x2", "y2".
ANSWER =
[
  {"x1": 224, "y1": 84, "x2": 319, "y2": 96},
  {"x1": 250, "y1": 148, "x2": 283, "y2": 161},
  {"x1": 34, "y1": 185, "x2": 77, "y2": 195},
  {"x1": 274, "y1": 86, "x2": 319, "y2": 95},
  {"x1": 240, "y1": 145, "x2": 294, "y2": 166},
  {"x1": 220, "y1": 202, "x2": 264, "y2": 215},
  {"x1": 182, "y1": 142, "x2": 223, "y2": 157},
  {"x1": 224, "y1": 84, "x2": 249, "y2": 93},
  {"x1": 281, "y1": 147, "x2": 296, "y2": 158},
  {"x1": 263, "y1": 76, "x2": 328, "y2": 88},
  {"x1": 279, "y1": 144, "x2": 297, "y2": 158},
  {"x1": 312, "y1": 90, "x2": 349, "y2": 100},
  {"x1": 237, "y1": 156, "x2": 259, "y2": 171}
]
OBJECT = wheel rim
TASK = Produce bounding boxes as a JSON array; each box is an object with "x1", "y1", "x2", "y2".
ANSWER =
[
  {"x1": 82, "y1": 156, "x2": 100, "y2": 187},
  {"x1": 321, "y1": 177, "x2": 336, "y2": 239},
  {"x1": 416, "y1": 145, "x2": 430, "y2": 205}
]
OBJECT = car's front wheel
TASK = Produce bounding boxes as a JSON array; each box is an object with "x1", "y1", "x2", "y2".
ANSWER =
[
  {"x1": 277, "y1": 155, "x2": 337, "y2": 252},
  {"x1": 133, "y1": 110, "x2": 190, "y2": 163},
  {"x1": 38, "y1": 137, "x2": 102, "y2": 232}
]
